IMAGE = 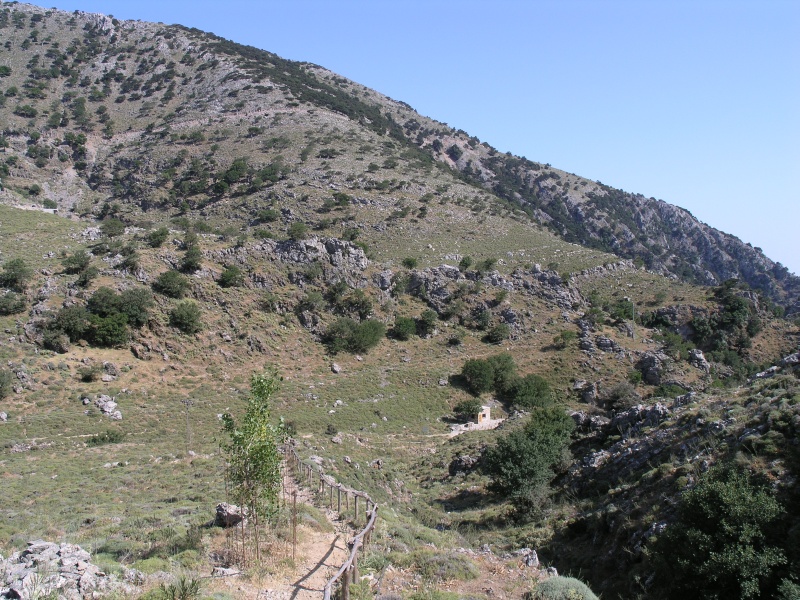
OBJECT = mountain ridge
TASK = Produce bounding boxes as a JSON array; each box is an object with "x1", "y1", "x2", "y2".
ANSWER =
[{"x1": 0, "y1": 1, "x2": 798, "y2": 316}]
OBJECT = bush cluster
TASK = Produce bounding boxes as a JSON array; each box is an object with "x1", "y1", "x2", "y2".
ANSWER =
[
  {"x1": 46, "y1": 286, "x2": 153, "y2": 349},
  {"x1": 483, "y1": 407, "x2": 574, "y2": 518},
  {"x1": 460, "y1": 353, "x2": 553, "y2": 409},
  {"x1": 323, "y1": 317, "x2": 385, "y2": 354}
]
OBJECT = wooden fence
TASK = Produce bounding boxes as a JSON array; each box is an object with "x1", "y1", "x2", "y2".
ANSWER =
[{"x1": 283, "y1": 444, "x2": 379, "y2": 600}]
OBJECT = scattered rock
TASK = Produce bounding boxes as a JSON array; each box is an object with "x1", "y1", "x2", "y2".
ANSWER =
[
  {"x1": 0, "y1": 540, "x2": 133, "y2": 599},
  {"x1": 448, "y1": 454, "x2": 480, "y2": 476},
  {"x1": 688, "y1": 349, "x2": 710, "y2": 373},
  {"x1": 331, "y1": 363, "x2": 341, "y2": 374},
  {"x1": 214, "y1": 503, "x2": 244, "y2": 528},
  {"x1": 0, "y1": 412, "x2": 7, "y2": 422},
  {"x1": 94, "y1": 395, "x2": 122, "y2": 420},
  {"x1": 636, "y1": 352, "x2": 668, "y2": 385}
]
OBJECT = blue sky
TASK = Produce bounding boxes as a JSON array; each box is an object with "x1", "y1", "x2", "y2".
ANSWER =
[{"x1": 30, "y1": 0, "x2": 800, "y2": 274}]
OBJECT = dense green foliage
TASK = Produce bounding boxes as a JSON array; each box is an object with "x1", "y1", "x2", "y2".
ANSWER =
[
  {"x1": 453, "y1": 399, "x2": 483, "y2": 422},
  {"x1": 0, "y1": 368, "x2": 12, "y2": 400},
  {"x1": 0, "y1": 258, "x2": 32, "y2": 292},
  {"x1": 147, "y1": 226, "x2": 170, "y2": 248},
  {"x1": 323, "y1": 317, "x2": 385, "y2": 354},
  {"x1": 484, "y1": 407, "x2": 574, "y2": 517},
  {"x1": 461, "y1": 358, "x2": 496, "y2": 395},
  {"x1": 170, "y1": 301, "x2": 202, "y2": 334},
  {"x1": 507, "y1": 374, "x2": 553, "y2": 409},
  {"x1": 391, "y1": 315, "x2": 416, "y2": 340},
  {"x1": 153, "y1": 270, "x2": 189, "y2": 298},
  {"x1": 651, "y1": 466, "x2": 792, "y2": 600},
  {"x1": 0, "y1": 291, "x2": 26, "y2": 315},
  {"x1": 62, "y1": 251, "x2": 91, "y2": 274},
  {"x1": 218, "y1": 265, "x2": 244, "y2": 288}
]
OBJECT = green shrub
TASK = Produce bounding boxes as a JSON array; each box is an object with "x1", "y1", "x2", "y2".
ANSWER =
[
  {"x1": 147, "y1": 226, "x2": 170, "y2": 248},
  {"x1": 416, "y1": 309, "x2": 438, "y2": 337},
  {"x1": 0, "y1": 368, "x2": 12, "y2": 400},
  {"x1": 118, "y1": 287, "x2": 153, "y2": 328},
  {"x1": 461, "y1": 359, "x2": 495, "y2": 395},
  {"x1": 51, "y1": 305, "x2": 90, "y2": 342},
  {"x1": 181, "y1": 244, "x2": 202, "y2": 273},
  {"x1": 402, "y1": 257, "x2": 418, "y2": 269},
  {"x1": 62, "y1": 251, "x2": 91, "y2": 274},
  {"x1": 651, "y1": 466, "x2": 788, "y2": 600},
  {"x1": 87, "y1": 287, "x2": 121, "y2": 318},
  {"x1": 287, "y1": 222, "x2": 309, "y2": 241},
  {"x1": 153, "y1": 270, "x2": 189, "y2": 298},
  {"x1": 509, "y1": 374, "x2": 553, "y2": 409},
  {"x1": 458, "y1": 256, "x2": 473, "y2": 271},
  {"x1": 323, "y1": 318, "x2": 385, "y2": 354},
  {"x1": 218, "y1": 265, "x2": 244, "y2": 288},
  {"x1": 529, "y1": 576, "x2": 599, "y2": 600},
  {"x1": 75, "y1": 265, "x2": 99, "y2": 288},
  {"x1": 486, "y1": 352, "x2": 517, "y2": 393},
  {"x1": 484, "y1": 408, "x2": 574, "y2": 515},
  {"x1": 391, "y1": 316, "x2": 416, "y2": 340},
  {"x1": 170, "y1": 301, "x2": 202, "y2": 334},
  {"x1": 552, "y1": 330, "x2": 576, "y2": 349},
  {"x1": 0, "y1": 258, "x2": 32, "y2": 292},
  {"x1": 485, "y1": 323, "x2": 511, "y2": 344},
  {"x1": 88, "y1": 313, "x2": 129, "y2": 347},
  {"x1": 453, "y1": 399, "x2": 483, "y2": 422},
  {"x1": 100, "y1": 218, "x2": 125, "y2": 238},
  {"x1": 0, "y1": 292, "x2": 26, "y2": 315}
]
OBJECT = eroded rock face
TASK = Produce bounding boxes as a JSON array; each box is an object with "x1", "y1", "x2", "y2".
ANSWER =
[
  {"x1": 449, "y1": 454, "x2": 481, "y2": 476},
  {"x1": 636, "y1": 352, "x2": 668, "y2": 385},
  {"x1": 688, "y1": 349, "x2": 710, "y2": 373}
]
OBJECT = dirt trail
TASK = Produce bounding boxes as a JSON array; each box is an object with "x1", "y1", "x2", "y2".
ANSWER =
[{"x1": 209, "y1": 466, "x2": 352, "y2": 600}]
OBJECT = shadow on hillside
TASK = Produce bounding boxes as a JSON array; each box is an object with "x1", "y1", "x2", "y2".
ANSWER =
[{"x1": 435, "y1": 487, "x2": 493, "y2": 512}]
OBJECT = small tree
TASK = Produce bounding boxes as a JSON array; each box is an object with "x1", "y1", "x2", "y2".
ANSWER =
[
  {"x1": 509, "y1": 374, "x2": 553, "y2": 409},
  {"x1": 0, "y1": 368, "x2": 12, "y2": 400},
  {"x1": 181, "y1": 244, "x2": 202, "y2": 273},
  {"x1": 153, "y1": 270, "x2": 189, "y2": 298},
  {"x1": 100, "y1": 218, "x2": 125, "y2": 239},
  {"x1": 0, "y1": 292, "x2": 26, "y2": 315},
  {"x1": 147, "y1": 226, "x2": 170, "y2": 248},
  {"x1": 62, "y1": 251, "x2": 91, "y2": 274},
  {"x1": 416, "y1": 309, "x2": 438, "y2": 337},
  {"x1": 453, "y1": 399, "x2": 483, "y2": 422},
  {"x1": 391, "y1": 316, "x2": 416, "y2": 340},
  {"x1": 220, "y1": 369, "x2": 284, "y2": 562},
  {"x1": 170, "y1": 301, "x2": 202, "y2": 334},
  {"x1": 485, "y1": 323, "x2": 510, "y2": 344},
  {"x1": 461, "y1": 359, "x2": 495, "y2": 395},
  {"x1": 484, "y1": 407, "x2": 574, "y2": 518},
  {"x1": 287, "y1": 222, "x2": 309, "y2": 241},
  {"x1": 651, "y1": 466, "x2": 788, "y2": 600},
  {"x1": 0, "y1": 258, "x2": 33, "y2": 292},
  {"x1": 218, "y1": 265, "x2": 244, "y2": 288},
  {"x1": 118, "y1": 287, "x2": 153, "y2": 328}
]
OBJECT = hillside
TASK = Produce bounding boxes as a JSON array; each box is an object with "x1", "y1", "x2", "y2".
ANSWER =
[
  {"x1": 0, "y1": 3, "x2": 797, "y2": 311},
  {"x1": 1, "y1": 4, "x2": 799, "y2": 600}
]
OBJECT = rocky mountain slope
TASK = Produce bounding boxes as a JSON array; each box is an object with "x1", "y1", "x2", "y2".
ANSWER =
[
  {"x1": 0, "y1": 3, "x2": 797, "y2": 313},
  {"x1": 1, "y1": 4, "x2": 799, "y2": 600}
]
